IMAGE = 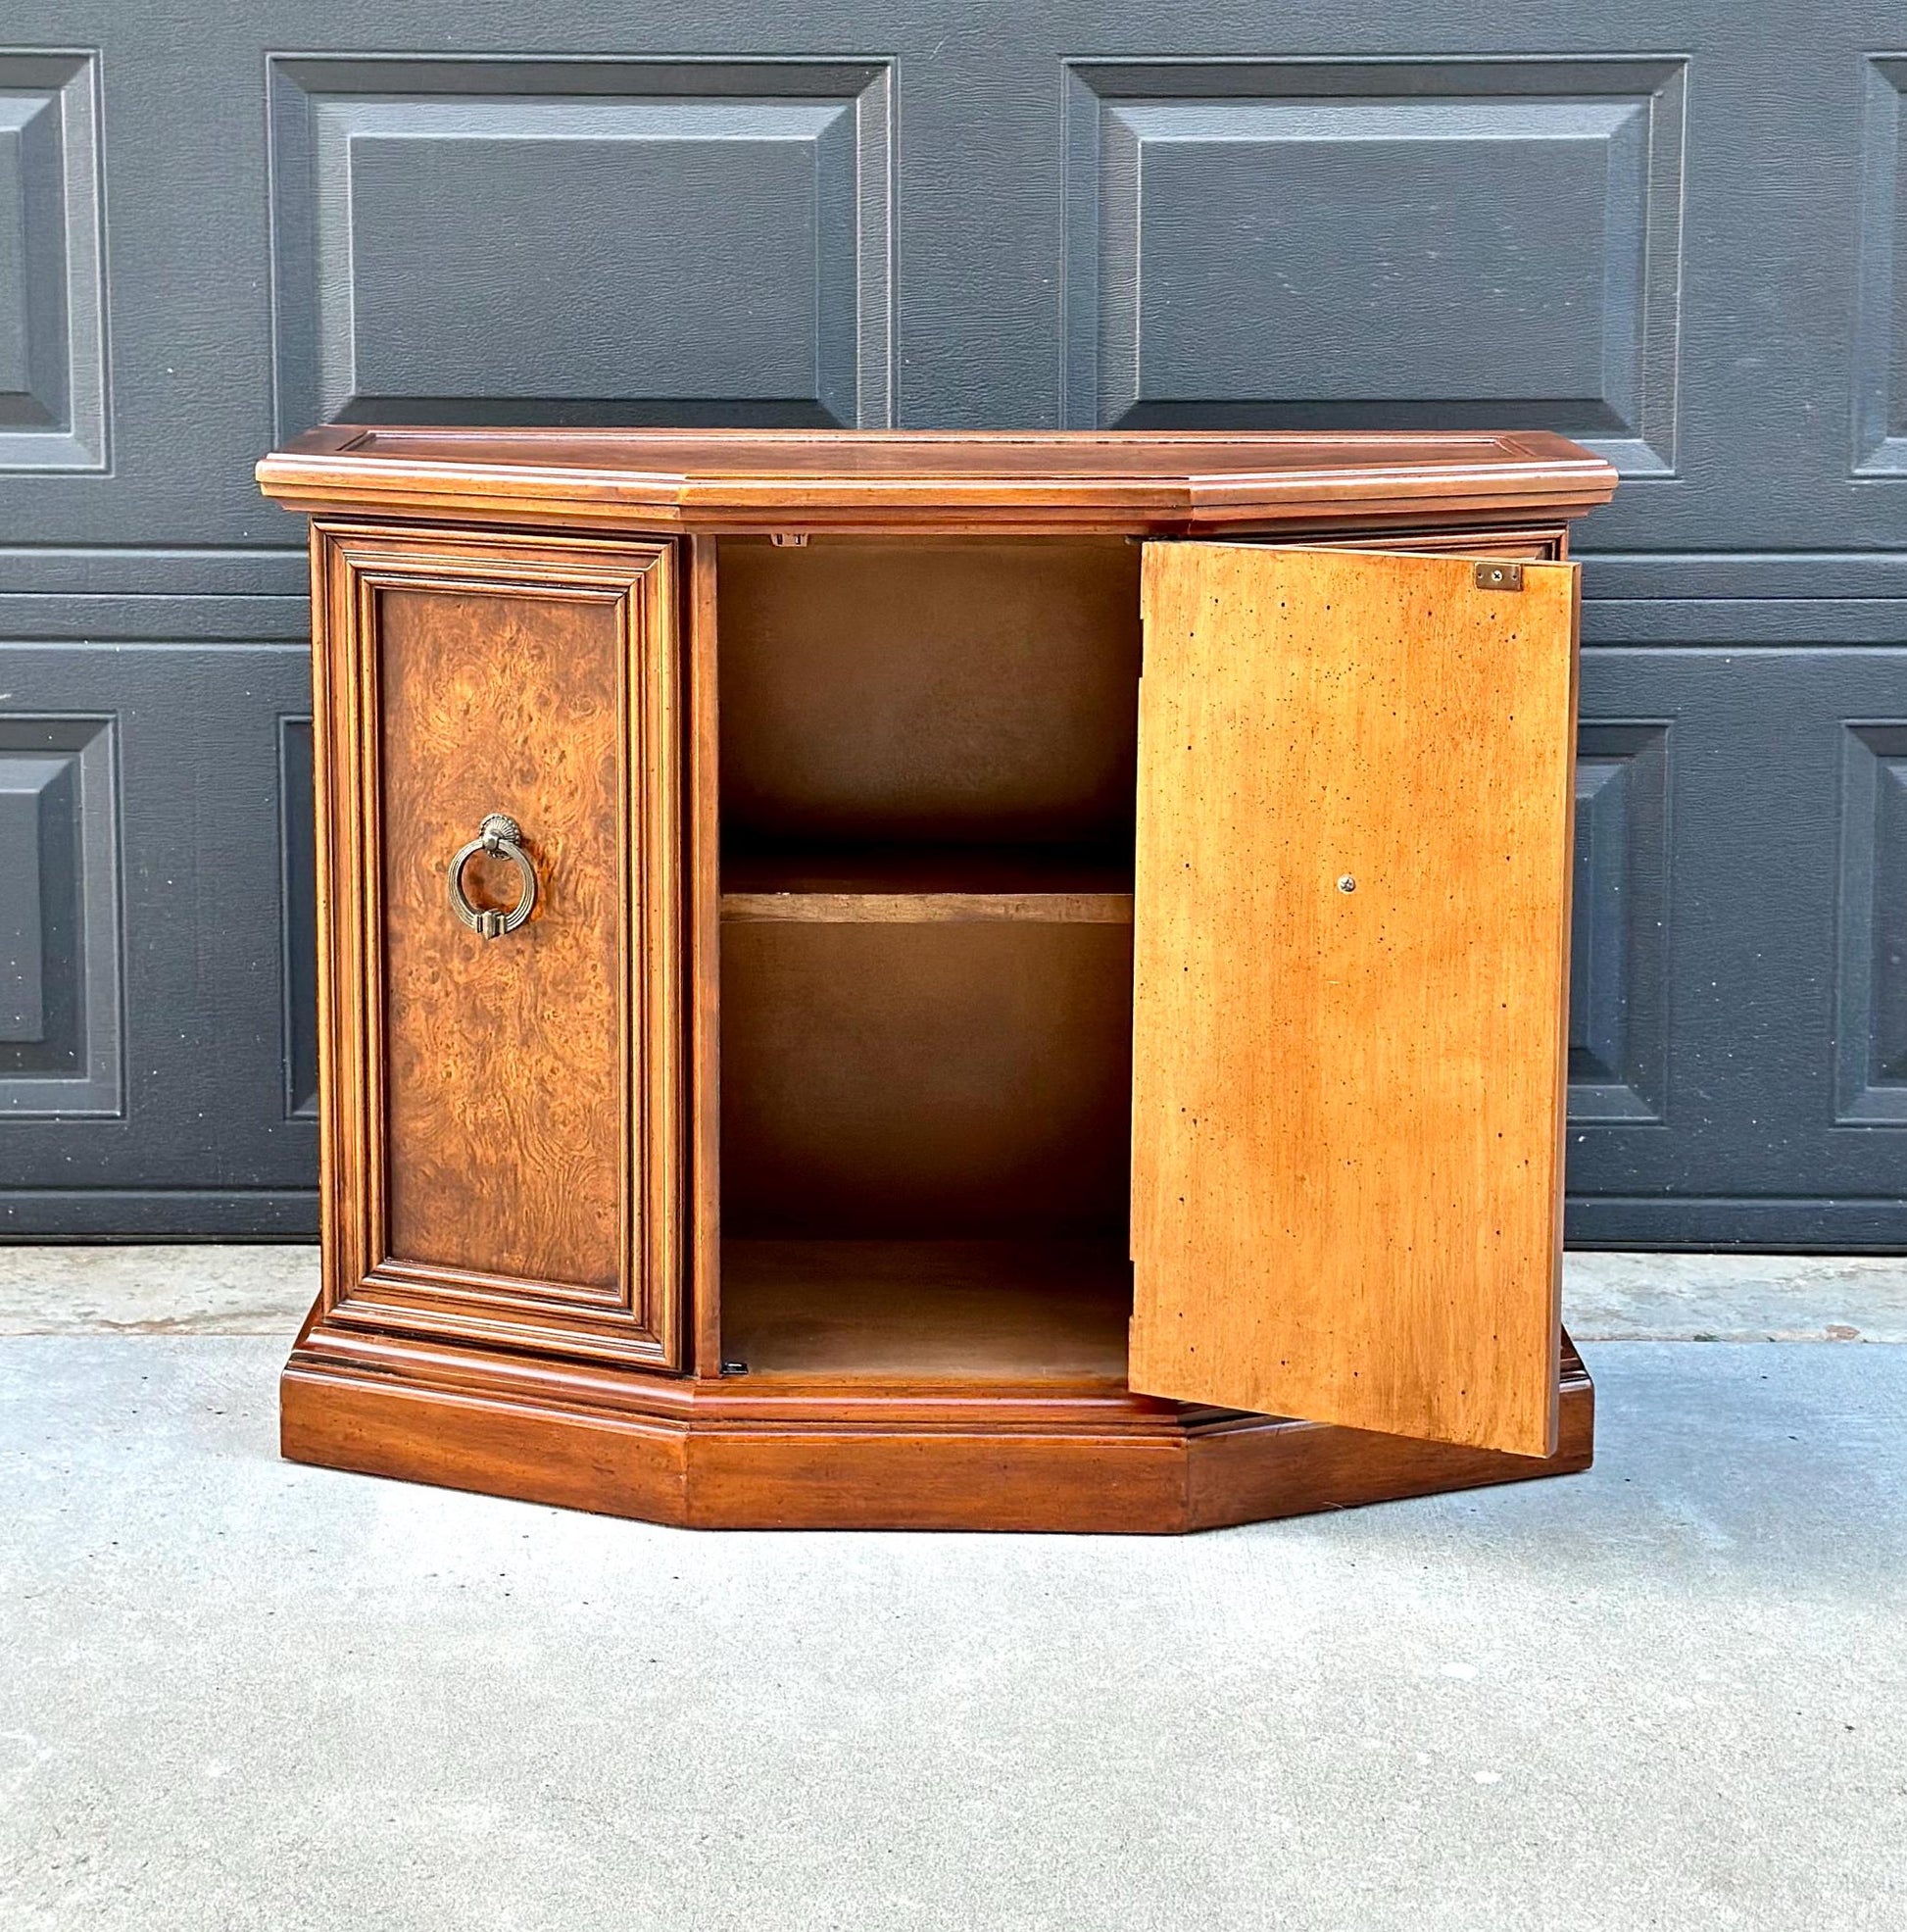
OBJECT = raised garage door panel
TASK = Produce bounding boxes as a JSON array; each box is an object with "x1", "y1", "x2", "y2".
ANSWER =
[{"x1": 1129, "y1": 543, "x2": 1578, "y2": 1457}]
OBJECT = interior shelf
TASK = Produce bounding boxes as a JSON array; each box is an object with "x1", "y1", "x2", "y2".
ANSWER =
[
  {"x1": 719, "y1": 1239, "x2": 1133, "y2": 1381},
  {"x1": 720, "y1": 844, "x2": 1134, "y2": 924},
  {"x1": 715, "y1": 536, "x2": 1143, "y2": 1373}
]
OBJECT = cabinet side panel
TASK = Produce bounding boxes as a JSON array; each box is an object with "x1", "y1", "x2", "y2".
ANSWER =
[
  {"x1": 377, "y1": 584, "x2": 625, "y2": 1290},
  {"x1": 1130, "y1": 543, "x2": 1575, "y2": 1458},
  {"x1": 313, "y1": 528, "x2": 358, "y2": 1325}
]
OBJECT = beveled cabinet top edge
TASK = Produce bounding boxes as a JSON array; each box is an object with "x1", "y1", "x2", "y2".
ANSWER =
[{"x1": 257, "y1": 425, "x2": 1617, "y2": 533}]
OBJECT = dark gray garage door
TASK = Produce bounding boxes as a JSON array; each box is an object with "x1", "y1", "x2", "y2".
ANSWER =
[{"x1": 3, "y1": 5, "x2": 1904, "y2": 1245}]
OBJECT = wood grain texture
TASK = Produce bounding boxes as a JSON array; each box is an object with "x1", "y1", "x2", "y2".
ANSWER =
[
  {"x1": 310, "y1": 523, "x2": 682, "y2": 1365},
  {"x1": 377, "y1": 583, "x2": 624, "y2": 1286},
  {"x1": 280, "y1": 1318, "x2": 1592, "y2": 1533},
  {"x1": 1130, "y1": 543, "x2": 1579, "y2": 1458},
  {"x1": 258, "y1": 427, "x2": 1618, "y2": 537},
  {"x1": 720, "y1": 1238, "x2": 1131, "y2": 1379},
  {"x1": 1288, "y1": 526, "x2": 1565, "y2": 561},
  {"x1": 721, "y1": 843, "x2": 1133, "y2": 927},
  {"x1": 721, "y1": 891, "x2": 1132, "y2": 923}
]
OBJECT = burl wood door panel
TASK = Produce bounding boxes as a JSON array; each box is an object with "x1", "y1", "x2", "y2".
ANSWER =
[
  {"x1": 313, "y1": 523, "x2": 681, "y2": 1365},
  {"x1": 1129, "y1": 543, "x2": 1578, "y2": 1457}
]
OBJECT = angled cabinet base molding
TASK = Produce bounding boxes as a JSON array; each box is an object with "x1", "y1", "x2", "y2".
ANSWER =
[{"x1": 259, "y1": 427, "x2": 1616, "y2": 1533}]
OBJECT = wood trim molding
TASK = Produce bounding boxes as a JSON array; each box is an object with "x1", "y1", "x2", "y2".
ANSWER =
[
  {"x1": 280, "y1": 1317, "x2": 1593, "y2": 1533},
  {"x1": 258, "y1": 427, "x2": 1618, "y2": 536},
  {"x1": 311, "y1": 520, "x2": 684, "y2": 1366}
]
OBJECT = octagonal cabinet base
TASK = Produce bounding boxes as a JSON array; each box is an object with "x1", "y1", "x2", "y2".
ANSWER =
[{"x1": 280, "y1": 1324, "x2": 1593, "y2": 1535}]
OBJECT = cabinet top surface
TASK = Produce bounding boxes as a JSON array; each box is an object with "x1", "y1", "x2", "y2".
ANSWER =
[{"x1": 260, "y1": 426, "x2": 1615, "y2": 533}]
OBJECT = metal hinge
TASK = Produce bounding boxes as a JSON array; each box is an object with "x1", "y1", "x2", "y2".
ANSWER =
[{"x1": 1474, "y1": 561, "x2": 1524, "y2": 591}]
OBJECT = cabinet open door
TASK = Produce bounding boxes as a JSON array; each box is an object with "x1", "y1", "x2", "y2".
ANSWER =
[{"x1": 1129, "y1": 542, "x2": 1579, "y2": 1459}]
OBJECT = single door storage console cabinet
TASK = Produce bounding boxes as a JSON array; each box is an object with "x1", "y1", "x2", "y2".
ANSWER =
[{"x1": 257, "y1": 427, "x2": 1618, "y2": 1533}]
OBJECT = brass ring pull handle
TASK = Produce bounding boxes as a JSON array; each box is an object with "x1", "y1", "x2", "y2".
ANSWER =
[{"x1": 447, "y1": 814, "x2": 538, "y2": 939}]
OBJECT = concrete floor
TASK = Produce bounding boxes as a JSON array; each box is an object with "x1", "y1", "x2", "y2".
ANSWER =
[
  {"x1": 2, "y1": 1329, "x2": 1904, "y2": 1929},
  {"x1": 6, "y1": 1243, "x2": 1907, "y2": 1341}
]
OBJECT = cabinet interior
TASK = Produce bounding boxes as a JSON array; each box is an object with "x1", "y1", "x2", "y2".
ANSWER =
[{"x1": 716, "y1": 536, "x2": 1142, "y2": 1382}]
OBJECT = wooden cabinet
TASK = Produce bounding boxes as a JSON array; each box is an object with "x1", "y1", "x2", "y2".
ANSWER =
[{"x1": 258, "y1": 428, "x2": 1616, "y2": 1532}]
